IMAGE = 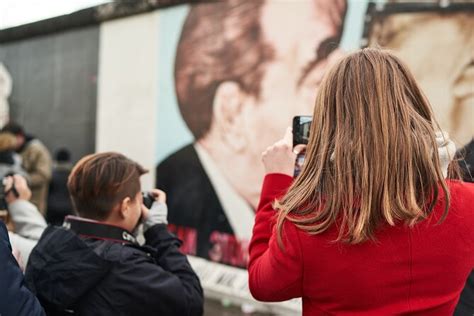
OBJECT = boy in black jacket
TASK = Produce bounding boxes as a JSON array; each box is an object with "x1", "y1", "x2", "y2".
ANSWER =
[{"x1": 24, "y1": 152, "x2": 203, "y2": 315}]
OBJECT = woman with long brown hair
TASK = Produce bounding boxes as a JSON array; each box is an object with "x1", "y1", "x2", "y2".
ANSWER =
[{"x1": 248, "y1": 48, "x2": 474, "y2": 315}]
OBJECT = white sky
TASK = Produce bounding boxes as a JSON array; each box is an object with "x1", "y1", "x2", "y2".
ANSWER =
[{"x1": 0, "y1": 0, "x2": 112, "y2": 29}]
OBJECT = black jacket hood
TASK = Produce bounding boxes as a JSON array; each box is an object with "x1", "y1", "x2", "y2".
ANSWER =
[{"x1": 25, "y1": 226, "x2": 112, "y2": 310}]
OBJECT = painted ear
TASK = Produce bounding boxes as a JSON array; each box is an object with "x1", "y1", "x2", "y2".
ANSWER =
[{"x1": 212, "y1": 81, "x2": 247, "y2": 152}]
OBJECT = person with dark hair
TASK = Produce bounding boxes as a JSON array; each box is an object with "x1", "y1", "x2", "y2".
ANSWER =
[
  {"x1": 46, "y1": 148, "x2": 74, "y2": 225},
  {"x1": 25, "y1": 152, "x2": 203, "y2": 315},
  {"x1": 248, "y1": 49, "x2": 473, "y2": 314},
  {"x1": 1, "y1": 122, "x2": 52, "y2": 215},
  {"x1": 156, "y1": 0, "x2": 347, "y2": 265}
]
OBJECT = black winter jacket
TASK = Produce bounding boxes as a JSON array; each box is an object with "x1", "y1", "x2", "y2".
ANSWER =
[
  {"x1": 25, "y1": 224, "x2": 203, "y2": 315},
  {"x1": 0, "y1": 221, "x2": 44, "y2": 316}
]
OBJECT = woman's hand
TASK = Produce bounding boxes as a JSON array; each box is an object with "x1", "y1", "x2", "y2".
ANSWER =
[{"x1": 262, "y1": 127, "x2": 306, "y2": 177}]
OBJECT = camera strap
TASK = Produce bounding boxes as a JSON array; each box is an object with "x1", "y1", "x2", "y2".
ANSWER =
[{"x1": 63, "y1": 216, "x2": 137, "y2": 245}]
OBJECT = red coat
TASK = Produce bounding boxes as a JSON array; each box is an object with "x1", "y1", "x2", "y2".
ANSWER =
[{"x1": 248, "y1": 174, "x2": 474, "y2": 315}]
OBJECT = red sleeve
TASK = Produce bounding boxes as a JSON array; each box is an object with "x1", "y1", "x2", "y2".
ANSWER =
[{"x1": 248, "y1": 173, "x2": 304, "y2": 301}]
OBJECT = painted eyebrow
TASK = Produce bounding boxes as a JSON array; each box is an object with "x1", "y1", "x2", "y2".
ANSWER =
[{"x1": 296, "y1": 35, "x2": 341, "y2": 88}]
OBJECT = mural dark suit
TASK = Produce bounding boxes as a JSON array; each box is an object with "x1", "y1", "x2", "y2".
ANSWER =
[{"x1": 156, "y1": 145, "x2": 233, "y2": 260}]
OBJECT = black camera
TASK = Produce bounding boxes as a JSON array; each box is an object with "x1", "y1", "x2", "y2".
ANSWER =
[{"x1": 142, "y1": 192, "x2": 155, "y2": 209}]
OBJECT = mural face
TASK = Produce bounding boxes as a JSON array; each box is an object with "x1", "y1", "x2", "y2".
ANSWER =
[
  {"x1": 156, "y1": 0, "x2": 347, "y2": 267},
  {"x1": 368, "y1": 9, "x2": 474, "y2": 145}
]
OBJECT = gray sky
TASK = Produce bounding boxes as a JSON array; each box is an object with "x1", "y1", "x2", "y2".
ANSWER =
[{"x1": 0, "y1": 0, "x2": 111, "y2": 29}]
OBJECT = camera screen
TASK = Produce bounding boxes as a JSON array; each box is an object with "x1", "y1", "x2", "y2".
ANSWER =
[{"x1": 293, "y1": 116, "x2": 312, "y2": 145}]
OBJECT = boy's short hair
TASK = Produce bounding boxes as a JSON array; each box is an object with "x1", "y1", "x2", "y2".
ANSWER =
[{"x1": 67, "y1": 152, "x2": 148, "y2": 220}]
